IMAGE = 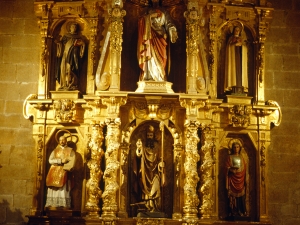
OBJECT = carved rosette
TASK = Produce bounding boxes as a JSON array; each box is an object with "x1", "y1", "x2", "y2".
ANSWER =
[
  {"x1": 85, "y1": 124, "x2": 104, "y2": 217},
  {"x1": 199, "y1": 126, "x2": 215, "y2": 219},
  {"x1": 183, "y1": 120, "x2": 200, "y2": 219},
  {"x1": 229, "y1": 105, "x2": 252, "y2": 127},
  {"x1": 108, "y1": 3, "x2": 126, "y2": 91},
  {"x1": 102, "y1": 118, "x2": 121, "y2": 217},
  {"x1": 53, "y1": 99, "x2": 76, "y2": 123}
]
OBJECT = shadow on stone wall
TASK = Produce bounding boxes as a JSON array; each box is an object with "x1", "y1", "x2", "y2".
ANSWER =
[{"x1": 0, "y1": 199, "x2": 26, "y2": 225}]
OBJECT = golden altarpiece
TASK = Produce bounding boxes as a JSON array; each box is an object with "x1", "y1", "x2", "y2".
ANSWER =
[{"x1": 23, "y1": 0, "x2": 281, "y2": 224}]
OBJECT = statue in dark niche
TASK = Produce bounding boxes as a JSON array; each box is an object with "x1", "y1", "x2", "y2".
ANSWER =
[
  {"x1": 224, "y1": 22, "x2": 248, "y2": 95},
  {"x1": 226, "y1": 139, "x2": 249, "y2": 220},
  {"x1": 56, "y1": 22, "x2": 85, "y2": 91},
  {"x1": 137, "y1": 0, "x2": 178, "y2": 81},
  {"x1": 45, "y1": 132, "x2": 76, "y2": 209},
  {"x1": 132, "y1": 124, "x2": 167, "y2": 218}
]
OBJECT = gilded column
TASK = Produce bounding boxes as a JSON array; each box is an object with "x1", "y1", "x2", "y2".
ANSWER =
[
  {"x1": 85, "y1": 123, "x2": 104, "y2": 218},
  {"x1": 182, "y1": 120, "x2": 200, "y2": 219},
  {"x1": 102, "y1": 118, "x2": 121, "y2": 217},
  {"x1": 108, "y1": 1, "x2": 126, "y2": 91},
  {"x1": 101, "y1": 95, "x2": 126, "y2": 218},
  {"x1": 199, "y1": 126, "x2": 216, "y2": 219}
]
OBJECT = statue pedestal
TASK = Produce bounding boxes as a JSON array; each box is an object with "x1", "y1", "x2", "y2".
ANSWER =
[
  {"x1": 50, "y1": 90, "x2": 81, "y2": 99},
  {"x1": 137, "y1": 211, "x2": 168, "y2": 218},
  {"x1": 226, "y1": 95, "x2": 253, "y2": 104},
  {"x1": 135, "y1": 81, "x2": 174, "y2": 93},
  {"x1": 45, "y1": 208, "x2": 81, "y2": 217}
]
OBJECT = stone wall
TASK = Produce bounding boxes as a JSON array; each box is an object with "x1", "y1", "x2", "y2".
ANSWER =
[
  {"x1": 0, "y1": 0, "x2": 299, "y2": 224},
  {"x1": 265, "y1": 0, "x2": 300, "y2": 225},
  {"x1": 0, "y1": 0, "x2": 39, "y2": 224}
]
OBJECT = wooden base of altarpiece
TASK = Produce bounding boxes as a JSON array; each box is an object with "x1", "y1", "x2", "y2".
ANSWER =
[{"x1": 27, "y1": 215, "x2": 272, "y2": 225}]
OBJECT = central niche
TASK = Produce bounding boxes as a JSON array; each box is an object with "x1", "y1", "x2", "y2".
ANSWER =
[{"x1": 128, "y1": 121, "x2": 174, "y2": 218}]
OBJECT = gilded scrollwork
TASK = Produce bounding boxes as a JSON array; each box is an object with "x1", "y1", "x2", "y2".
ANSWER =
[
  {"x1": 265, "y1": 100, "x2": 282, "y2": 126},
  {"x1": 229, "y1": 105, "x2": 252, "y2": 127},
  {"x1": 85, "y1": 124, "x2": 104, "y2": 217}
]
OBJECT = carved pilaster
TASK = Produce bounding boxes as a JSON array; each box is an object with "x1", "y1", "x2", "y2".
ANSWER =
[
  {"x1": 182, "y1": 120, "x2": 200, "y2": 219},
  {"x1": 185, "y1": 1, "x2": 208, "y2": 95},
  {"x1": 102, "y1": 118, "x2": 121, "y2": 218},
  {"x1": 172, "y1": 144, "x2": 184, "y2": 219},
  {"x1": 34, "y1": 2, "x2": 53, "y2": 98},
  {"x1": 118, "y1": 123, "x2": 135, "y2": 218},
  {"x1": 199, "y1": 125, "x2": 216, "y2": 219},
  {"x1": 85, "y1": 123, "x2": 104, "y2": 218},
  {"x1": 259, "y1": 139, "x2": 269, "y2": 222},
  {"x1": 108, "y1": 2, "x2": 126, "y2": 91},
  {"x1": 185, "y1": 3, "x2": 200, "y2": 94},
  {"x1": 31, "y1": 133, "x2": 45, "y2": 216},
  {"x1": 207, "y1": 4, "x2": 222, "y2": 99},
  {"x1": 85, "y1": 2, "x2": 101, "y2": 94},
  {"x1": 256, "y1": 6, "x2": 273, "y2": 104}
]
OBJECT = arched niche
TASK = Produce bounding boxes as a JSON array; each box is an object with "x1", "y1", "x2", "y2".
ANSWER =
[
  {"x1": 127, "y1": 120, "x2": 174, "y2": 218},
  {"x1": 121, "y1": 1, "x2": 187, "y2": 93},
  {"x1": 216, "y1": 20, "x2": 256, "y2": 99},
  {"x1": 218, "y1": 133, "x2": 258, "y2": 221},
  {"x1": 44, "y1": 128, "x2": 85, "y2": 212},
  {"x1": 48, "y1": 19, "x2": 89, "y2": 94}
]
